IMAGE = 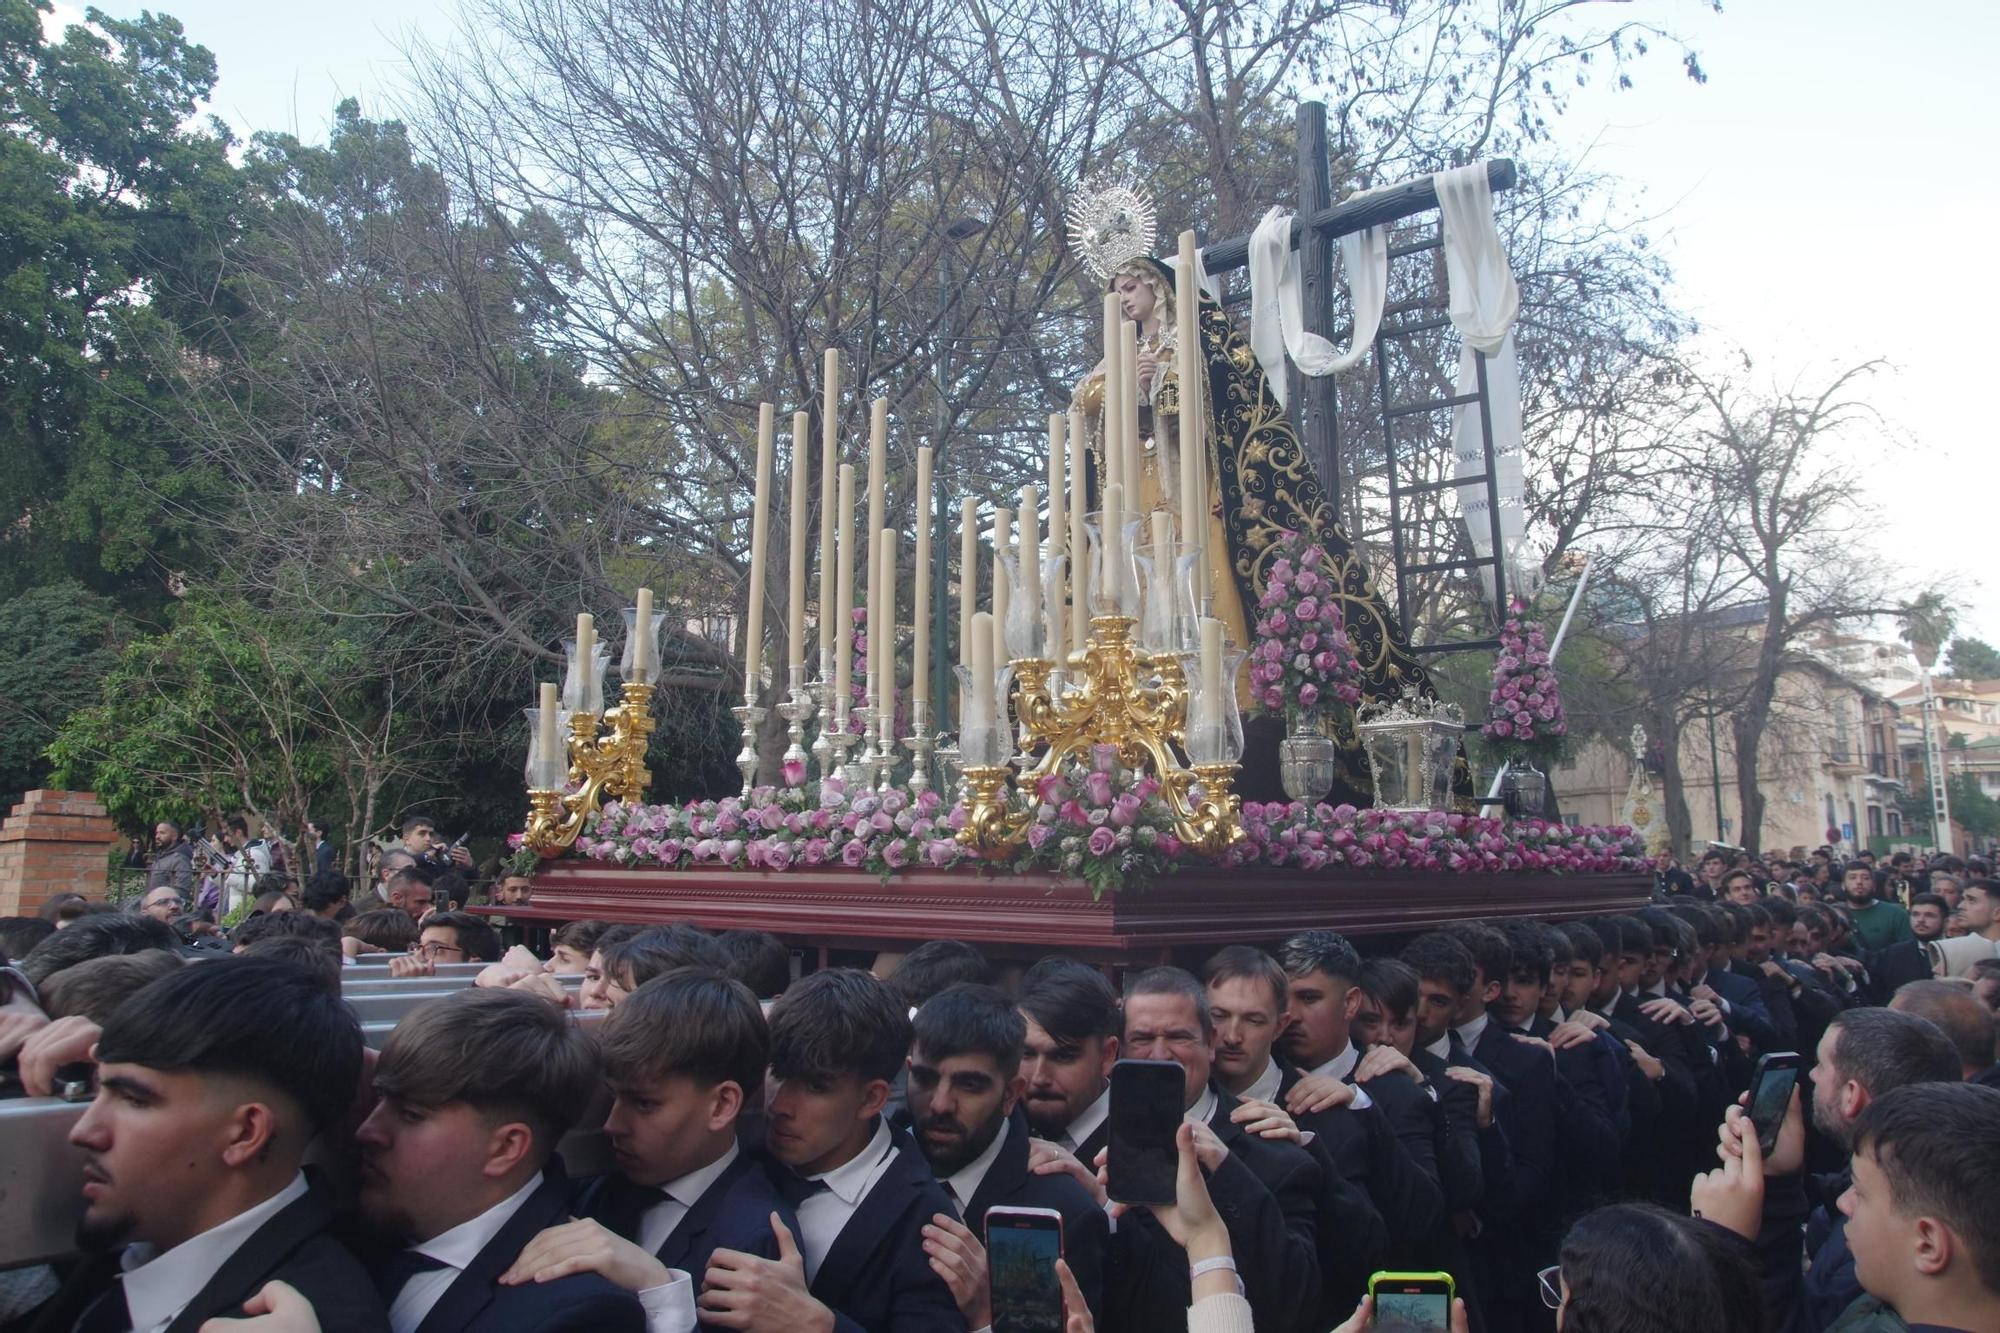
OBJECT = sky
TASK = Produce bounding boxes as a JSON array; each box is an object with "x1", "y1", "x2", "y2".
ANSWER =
[{"x1": 48, "y1": 1, "x2": 2000, "y2": 644}]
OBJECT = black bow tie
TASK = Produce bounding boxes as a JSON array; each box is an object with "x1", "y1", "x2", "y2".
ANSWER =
[{"x1": 775, "y1": 1172, "x2": 832, "y2": 1210}]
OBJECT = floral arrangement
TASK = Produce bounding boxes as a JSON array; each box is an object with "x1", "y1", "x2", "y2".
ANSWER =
[
  {"x1": 1481, "y1": 595, "x2": 1568, "y2": 762},
  {"x1": 572, "y1": 783, "x2": 961, "y2": 877},
  {"x1": 1235, "y1": 800, "x2": 1643, "y2": 873},
  {"x1": 1248, "y1": 531, "x2": 1363, "y2": 720},
  {"x1": 1015, "y1": 746, "x2": 1184, "y2": 898}
]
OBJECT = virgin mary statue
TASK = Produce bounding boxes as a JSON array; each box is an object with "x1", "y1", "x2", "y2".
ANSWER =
[{"x1": 1068, "y1": 191, "x2": 1470, "y2": 806}]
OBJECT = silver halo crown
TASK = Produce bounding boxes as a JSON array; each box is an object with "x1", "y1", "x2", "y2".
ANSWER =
[{"x1": 1066, "y1": 176, "x2": 1158, "y2": 283}]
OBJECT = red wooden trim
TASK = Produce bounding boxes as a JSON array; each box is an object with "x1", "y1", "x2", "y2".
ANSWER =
[{"x1": 480, "y1": 864, "x2": 1650, "y2": 960}]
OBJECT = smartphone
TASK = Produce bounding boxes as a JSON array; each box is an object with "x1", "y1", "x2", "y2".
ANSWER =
[
  {"x1": 1368, "y1": 1271, "x2": 1456, "y2": 1330},
  {"x1": 1106, "y1": 1058, "x2": 1184, "y2": 1204},
  {"x1": 986, "y1": 1206, "x2": 1065, "y2": 1333},
  {"x1": 1746, "y1": 1051, "x2": 1801, "y2": 1154}
]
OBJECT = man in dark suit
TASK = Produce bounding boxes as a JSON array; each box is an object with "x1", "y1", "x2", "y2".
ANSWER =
[
  {"x1": 500, "y1": 970, "x2": 793, "y2": 1327},
  {"x1": 36, "y1": 958, "x2": 387, "y2": 1333},
  {"x1": 703, "y1": 968, "x2": 965, "y2": 1333},
  {"x1": 1014, "y1": 961, "x2": 1122, "y2": 1159},
  {"x1": 1105, "y1": 966, "x2": 1322, "y2": 1333},
  {"x1": 357, "y1": 988, "x2": 653, "y2": 1333},
  {"x1": 903, "y1": 983, "x2": 1108, "y2": 1326}
]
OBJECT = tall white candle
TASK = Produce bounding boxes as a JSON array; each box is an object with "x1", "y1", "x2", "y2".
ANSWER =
[
  {"x1": 1121, "y1": 318, "x2": 1142, "y2": 497},
  {"x1": 1101, "y1": 292, "x2": 1122, "y2": 498},
  {"x1": 1199, "y1": 616, "x2": 1224, "y2": 728},
  {"x1": 742, "y1": 403, "x2": 775, "y2": 693},
  {"x1": 969, "y1": 611, "x2": 996, "y2": 726},
  {"x1": 1150, "y1": 509, "x2": 1173, "y2": 607},
  {"x1": 1067, "y1": 407, "x2": 1088, "y2": 655},
  {"x1": 1020, "y1": 484, "x2": 1040, "y2": 654},
  {"x1": 1046, "y1": 416, "x2": 1066, "y2": 655},
  {"x1": 633, "y1": 588, "x2": 654, "y2": 677},
  {"x1": 818, "y1": 349, "x2": 841, "y2": 678},
  {"x1": 1177, "y1": 232, "x2": 1207, "y2": 602},
  {"x1": 787, "y1": 410, "x2": 810, "y2": 669},
  {"x1": 1101, "y1": 482, "x2": 1123, "y2": 609},
  {"x1": 537, "y1": 681, "x2": 560, "y2": 782},
  {"x1": 575, "y1": 612, "x2": 595, "y2": 697},
  {"x1": 991, "y1": 505, "x2": 1012, "y2": 663},
  {"x1": 877, "y1": 528, "x2": 897, "y2": 725},
  {"x1": 913, "y1": 447, "x2": 933, "y2": 705},
  {"x1": 835, "y1": 462, "x2": 856, "y2": 710},
  {"x1": 865, "y1": 398, "x2": 887, "y2": 689},
  {"x1": 958, "y1": 498, "x2": 977, "y2": 670}
]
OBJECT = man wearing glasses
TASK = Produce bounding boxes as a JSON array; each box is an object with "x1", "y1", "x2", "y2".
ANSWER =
[
  {"x1": 388, "y1": 911, "x2": 502, "y2": 978},
  {"x1": 137, "y1": 885, "x2": 186, "y2": 925}
]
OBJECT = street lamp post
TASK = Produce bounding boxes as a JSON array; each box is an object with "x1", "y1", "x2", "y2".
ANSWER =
[{"x1": 932, "y1": 217, "x2": 987, "y2": 722}]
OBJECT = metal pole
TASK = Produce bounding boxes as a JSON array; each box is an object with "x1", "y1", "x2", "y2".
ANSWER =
[
  {"x1": 1483, "y1": 554, "x2": 1594, "y2": 803},
  {"x1": 1709, "y1": 709, "x2": 1725, "y2": 845}
]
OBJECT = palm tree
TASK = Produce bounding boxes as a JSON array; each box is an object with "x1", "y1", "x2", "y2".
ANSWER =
[{"x1": 1899, "y1": 593, "x2": 1955, "y2": 672}]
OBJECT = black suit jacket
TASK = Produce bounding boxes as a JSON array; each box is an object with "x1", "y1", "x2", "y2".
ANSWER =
[
  {"x1": 956, "y1": 1110, "x2": 1108, "y2": 1323},
  {"x1": 1469, "y1": 1021, "x2": 1555, "y2": 1225},
  {"x1": 778, "y1": 1124, "x2": 970, "y2": 1333},
  {"x1": 376, "y1": 1166, "x2": 645, "y2": 1333},
  {"x1": 572, "y1": 1149, "x2": 794, "y2": 1295},
  {"x1": 1105, "y1": 1090, "x2": 1321, "y2": 1333},
  {"x1": 48, "y1": 1178, "x2": 387, "y2": 1333}
]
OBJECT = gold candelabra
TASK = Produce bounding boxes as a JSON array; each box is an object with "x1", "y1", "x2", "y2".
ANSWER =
[
  {"x1": 522, "y1": 680, "x2": 659, "y2": 855},
  {"x1": 956, "y1": 615, "x2": 1245, "y2": 860}
]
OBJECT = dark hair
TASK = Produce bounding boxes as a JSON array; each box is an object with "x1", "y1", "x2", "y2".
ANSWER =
[
  {"x1": 1444, "y1": 923, "x2": 1512, "y2": 989},
  {"x1": 1890, "y1": 981, "x2": 1996, "y2": 1074},
  {"x1": 1556, "y1": 1202, "x2": 1766, "y2": 1333},
  {"x1": 19, "y1": 914, "x2": 177, "y2": 988},
  {"x1": 41, "y1": 951, "x2": 185, "y2": 1023},
  {"x1": 768, "y1": 968, "x2": 910, "y2": 1084},
  {"x1": 601, "y1": 924, "x2": 726, "y2": 989},
  {"x1": 1497, "y1": 919, "x2": 1554, "y2": 984},
  {"x1": 233, "y1": 910, "x2": 341, "y2": 952},
  {"x1": 1715, "y1": 904, "x2": 1751, "y2": 945},
  {"x1": 400, "y1": 813, "x2": 435, "y2": 836},
  {"x1": 1827, "y1": 1007, "x2": 1963, "y2": 1096},
  {"x1": 600, "y1": 969, "x2": 768, "y2": 1101},
  {"x1": 0, "y1": 915, "x2": 55, "y2": 962},
  {"x1": 343, "y1": 908, "x2": 419, "y2": 952},
  {"x1": 374, "y1": 989, "x2": 601, "y2": 1156},
  {"x1": 553, "y1": 919, "x2": 614, "y2": 955},
  {"x1": 383, "y1": 868, "x2": 430, "y2": 900},
  {"x1": 225, "y1": 815, "x2": 249, "y2": 836},
  {"x1": 1637, "y1": 907, "x2": 1693, "y2": 959},
  {"x1": 1356, "y1": 957, "x2": 1421, "y2": 1020},
  {"x1": 1599, "y1": 914, "x2": 1655, "y2": 956},
  {"x1": 1909, "y1": 892, "x2": 1949, "y2": 914},
  {"x1": 1541, "y1": 923, "x2": 1573, "y2": 969},
  {"x1": 1762, "y1": 897, "x2": 1798, "y2": 928},
  {"x1": 1275, "y1": 929, "x2": 1363, "y2": 986},
  {"x1": 240, "y1": 935, "x2": 343, "y2": 993},
  {"x1": 97, "y1": 957, "x2": 362, "y2": 1135},
  {"x1": 420, "y1": 910, "x2": 502, "y2": 963},
  {"x1": 1557, "y1": 921, "x2": 1604, "y2": 966},
  {"x1": 1668, "y1": 903, "x2": 1720, "y2": 949},
  {"x1": 1124, "y1": 966, "x2": 1213, "y2": 1038},
  {"x1": 1201, "y1": 945, "x2": 1288, "y2": 1015},
  {"x1": 912, "y1": 983, "x2": 1027, "y2": 1078},
  {"x1": 1017, "y1": 961, "x2": 1121, "y2": 1044},
  {"x1": 715, "y1": 928, "x2": 790, "y2": 997},
  {"x1": 301, "y1": 870, "x2": 351, "y2": 914},
  {"x1": 889, "y1": 940, "x2": 994, "y2": 1009},
  {"x1": 593, "y1": 923, "x2": 645, "y2": 956},
  {"x1": 1851, "y1": 1082, "x2": 2000, "y2": 1296},
  {"x1": 1720, "y1": 868, "x2": 1757, "y2": 894},
  {"x1": 430, "y1": 868, "x2": 469, "y2": 910},
  {"x1": 1401, "y1": 932, "x2": 1477, "y2": 994}
]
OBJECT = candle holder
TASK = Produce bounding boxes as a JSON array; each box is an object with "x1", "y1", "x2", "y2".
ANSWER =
[
  {"x1": 933, "y1": 733, "x2": 963, "y2": 801},
  {"x1": 850, "y1": 700, "x2": 880, "y2": 791},
  {"x1": 777, "y1": 664, "x2": 815, "y2": 786},
  {"x1": 521, "y1": 680, "x2": 659, "y2": 855},
  {"x1": 732, "y1": 696, "x2": 767, "y2": 798},
  {"x1": 874, "y1": 696, "x2": 899, "y2": 791},
  {"x1": 826, "y1": 701, "x2": 861, "y2": 786},
  {"x1": 809, "y1": 673, "x2": 836, "y2": 780},
  {"x1": 903, "y1": 699, "x2": 935, "y2": 794},
  {"x1": 954, "y1": 615, "x2": 1245, "y2": 859}
]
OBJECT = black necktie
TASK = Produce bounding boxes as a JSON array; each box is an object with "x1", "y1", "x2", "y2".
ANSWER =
[
  {"x1": 374, "y1": 1249, "x2": 450, "y2": 1306},
  {"x1": 774, "y1": 1172, "x2": 831, "y2": 1210},
  {"x1": 73, "y1": 1281, "x2": 131, "y2": 1333}
]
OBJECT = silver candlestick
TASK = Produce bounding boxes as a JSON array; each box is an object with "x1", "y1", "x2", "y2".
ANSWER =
[
  {"x1": 825, "y1": 700, "x2": 861, "y2": 787},
  {"x1": 731, "y1": 696, "x2": 766, "y2": 798},
  {"x1": 903, "y1": 700, "x2": 934, "y2": 795},
  {"x1": 809, "y1": 665, "x2": 835, "y2": 782},
  {"x1": 848, "y1": 700, "x2": 879, "y2": 790},
  {"x1": 874, "y1": 693, "x2": 899, "y2": 791},
  {"x1": 777, "y1": 664, "x2": 815, "y2": 786}
]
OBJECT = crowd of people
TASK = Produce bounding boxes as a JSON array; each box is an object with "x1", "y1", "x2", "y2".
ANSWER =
[{"x1": 0, "y1": 847, "x2": 1997, "y2": 1333}]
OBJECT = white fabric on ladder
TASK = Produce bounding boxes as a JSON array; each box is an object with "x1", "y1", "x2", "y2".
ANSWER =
[
  {"x1": 1435, "y1": 164, "x2": 1532, "y2": 603},
  {"x1": 1246, "y1": 206, "x2": 1388, "y2": 409}
]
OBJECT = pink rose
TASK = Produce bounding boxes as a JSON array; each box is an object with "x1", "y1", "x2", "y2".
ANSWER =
[
  {"x1": 1111, "y1": 793, "x2": 1143, "y2": 827},
  {"x1": 841, "y1": 840, "x2": 869, "y2": 867},
  {"x1": 882, "y1": 841, "x2": 908, "y2": 868},
  {"x1": 1083, "y1": 770, "x2": 1114, "y2": 806},
  {"x1": 1086, "y1": 825, "x2": 1117, "y2": 857}
]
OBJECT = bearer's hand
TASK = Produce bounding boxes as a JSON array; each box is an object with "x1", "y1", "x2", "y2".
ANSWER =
[
  {"x1": 1284, "y1": 1071, "x2": 1356, "y2": 1116},
  {"x1": 700, "y1": 1215, "x2": 835, "y2": 1333},
  {"x1": 500, "y1": 1217, "x2": 670, "y2": 1294},
  {"x1": 1231, "y1": 1097, "x2": 1302, "y2": 1143},
  {"x1": 921, "y1": 1214, "x2": 991, "y2": 1328}
]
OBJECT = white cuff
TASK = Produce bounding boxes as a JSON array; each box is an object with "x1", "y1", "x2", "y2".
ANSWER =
[{"x1": 638, "y1": 1269, "x2": 697, "y2": 1333}]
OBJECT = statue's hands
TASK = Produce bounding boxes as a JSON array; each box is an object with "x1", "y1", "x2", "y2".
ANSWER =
[{"x1": 1136, "y1": 349, "x2": 1161, "y2": 391}]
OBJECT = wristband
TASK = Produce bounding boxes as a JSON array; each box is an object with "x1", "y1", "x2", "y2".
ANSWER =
[{"x1": 1189, "y1": 1255, "x2": 1240, "y2": 1287}]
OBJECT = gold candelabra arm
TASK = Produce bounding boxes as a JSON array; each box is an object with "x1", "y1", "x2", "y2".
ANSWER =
[
  {"x1": 603, "y1": 681, "x2": 657, "y2": 804},
  {"x1": 521, "y1": 683, "x2": 660, "y2": 855},
  {"x1": 1182, "y1": 764, "x2": 1246, "y2": 857},
  {"x1": 956, "y1": 765, "x2": 1031, "y2": 857}
]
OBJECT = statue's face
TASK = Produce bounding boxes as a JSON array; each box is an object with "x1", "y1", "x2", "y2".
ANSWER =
[{"x1": 1113, "y1": 271, "x2": 1158, "y2": 327}]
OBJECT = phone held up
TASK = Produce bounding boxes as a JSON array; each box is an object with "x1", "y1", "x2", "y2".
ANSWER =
[
  {"x1": 1746, "y1": 1051, "x2": 1801, "y2": 1155},
  {"x1": 1368, "y1": 1271, "x2": 1456, "y2": 1330},
  {"x1": 987, "y1": 1206, "x2": 1065, "y2": 1333},
  {"x1": 1106, "y1": 1058, "x2": 1184, "y2": 1205}
]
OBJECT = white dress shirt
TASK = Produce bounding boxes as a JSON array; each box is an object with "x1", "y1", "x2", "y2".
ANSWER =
[
  {"x1": 943, "y1": 1118, "x2": 1010, "y2": 1213},
  {"x1": 1453, "y1": 1011, "x2": 1490, "y2": 1053},
  {"x1": 1240, "y1": 1056, "x2": 1284, "y2": 1106},
  {"x1": 1184, "y1": 1084, "x2": 1219, "y2": 1127},
  {"x1": 637, "y1": 1143, "x2": 742, "y2": 1256},
  {"x1": 1424, "y1": 1032, "x2": 1452, "y2": 1062},
  {"x1": 389, "y1": 1174, "x2": 545, "y2": 1333},
  {"x1": 1062, "y1": 1086, "x2": 1111, "y2": 1157},
  {"x1": 1304, "y1": 1042, "x2": 1373, "y2": 1109},
  {"x1": 119, "y1": 1173, "x2": 310, "y2": 1333},
  {"x1": 793, "y1": 1118, "x2": 898, "y2": 1283}
]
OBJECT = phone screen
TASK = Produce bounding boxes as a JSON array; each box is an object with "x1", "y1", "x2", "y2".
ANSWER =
[
  {"x1": 1107, "y1": 1059, "x2": 1184, "y2": 1204},
  {"x1": 1749, "y1": 1056, "x2": 1800, "y2": 1153},
  {"x1": 988, "y1": 1220, "x2": 1063, "y2": 1333},
  {"x1": 1374, "y1": 1292, "x2": 1451, "y2": 1330}
]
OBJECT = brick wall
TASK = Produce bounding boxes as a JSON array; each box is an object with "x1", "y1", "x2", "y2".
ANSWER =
[{"x1": 0, "y1": 790, "x2": 119, "y2": 917}]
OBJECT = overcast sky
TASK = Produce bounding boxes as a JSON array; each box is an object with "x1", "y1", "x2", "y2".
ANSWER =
[{"x1": 52, "y1": 1, "x2": 2000, "y2": 644}]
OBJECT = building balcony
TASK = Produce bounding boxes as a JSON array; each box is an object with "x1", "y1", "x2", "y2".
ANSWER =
[{"x1": 1828, "y1": 749, "x2": 1865, "y2": 776}]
